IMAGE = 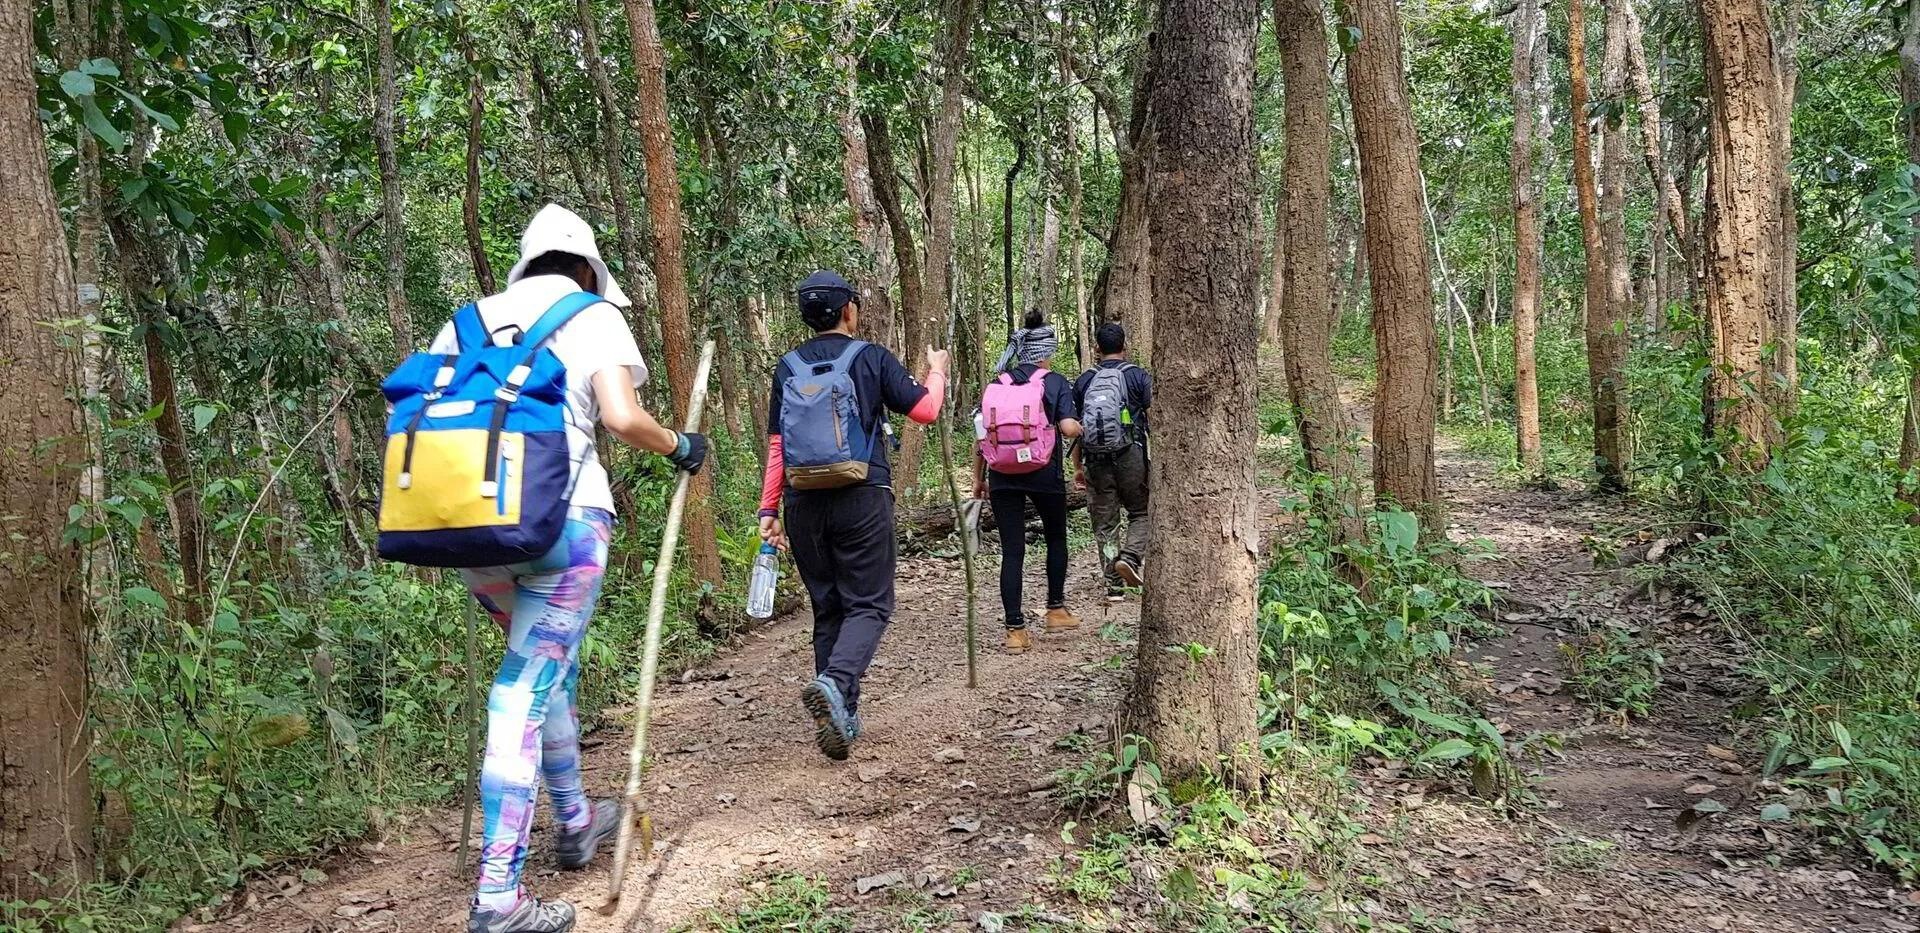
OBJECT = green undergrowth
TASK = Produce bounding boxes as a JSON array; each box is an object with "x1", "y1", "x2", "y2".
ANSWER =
[
  {"x1": 688, "y1": 874, "x2": 851, "y2": 932},
  {"x1": 6, "y1": 457, "x2": 753, "y2": 931}
]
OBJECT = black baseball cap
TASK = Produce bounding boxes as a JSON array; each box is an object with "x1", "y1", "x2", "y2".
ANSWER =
[{"x1": 797, "y1": 270, "x2": 857, "y2": 311}]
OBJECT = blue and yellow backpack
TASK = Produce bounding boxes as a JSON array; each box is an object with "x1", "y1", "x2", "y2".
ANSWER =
[{"x1": 376, "y1": 292, "x2": 601, "y2": 567}]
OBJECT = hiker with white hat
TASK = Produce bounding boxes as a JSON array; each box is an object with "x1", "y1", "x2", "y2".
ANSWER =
[{"x1": 420, "y1": 204, "x2": 707, "y2": 933}]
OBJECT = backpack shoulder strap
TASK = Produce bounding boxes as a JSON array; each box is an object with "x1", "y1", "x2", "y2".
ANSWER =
[
  {"x1": 451, "y1": 303, "x2": 488, "y2": 353},
  {"x1": 828, "y1": 339, "x2": 870, "y2": 372},
  {"x1": 523, "y1": 291, "x2": 608, "y2": 350}
]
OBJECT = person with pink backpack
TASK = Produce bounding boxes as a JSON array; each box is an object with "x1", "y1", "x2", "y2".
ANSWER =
[{"x1": 972, "y1": 310, "x2": 1083, "y2": 653}]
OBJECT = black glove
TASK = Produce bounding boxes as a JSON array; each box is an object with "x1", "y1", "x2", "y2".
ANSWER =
[{"x1": 668, "y1": 431, "x2": 709, "y2": 475}]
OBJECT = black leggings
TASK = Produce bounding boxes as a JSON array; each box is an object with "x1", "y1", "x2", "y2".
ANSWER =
[{"x1": 990, "y1": 488, "x2": 1068, "y2": 629}]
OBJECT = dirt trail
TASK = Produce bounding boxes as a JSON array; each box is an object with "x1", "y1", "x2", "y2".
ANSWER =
[{"x1": 204, "y1": 427, "x2": 1919, "y2": 932}]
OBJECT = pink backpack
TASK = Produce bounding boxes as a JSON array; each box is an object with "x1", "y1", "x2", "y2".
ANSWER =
[{"x1": 978, "y1": 368, "x2": 1057, "y2": 474}]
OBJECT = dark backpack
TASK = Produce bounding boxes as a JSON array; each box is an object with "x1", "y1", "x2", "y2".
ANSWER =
[
  {"x1": 1079, "y1": 363, "x2": 1139, "y2": 454},
  {"x1": 779, "y1": 340, "x2": 875, "y2": 489}
]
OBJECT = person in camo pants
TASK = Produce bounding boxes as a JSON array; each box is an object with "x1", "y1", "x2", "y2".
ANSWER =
[{"x1": 1073, "y1": 322, "x2": 1153, "y2": 597}]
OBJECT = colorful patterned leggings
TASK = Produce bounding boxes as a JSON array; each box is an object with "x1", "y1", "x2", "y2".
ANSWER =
[{"x1": 460, "y1": 508, "x2": 613, "y2": 912}]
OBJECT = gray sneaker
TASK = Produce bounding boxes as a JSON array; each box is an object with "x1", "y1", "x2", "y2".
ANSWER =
[
  {"x1": 468, "y1": 896, "x2": 575, "y2": 933},
  {"x1": 554, "y1": 799, "x2": 620, "y2": 870},
  {"x1": 800, "y1": 675, "x2": 855, "y2": 761}
]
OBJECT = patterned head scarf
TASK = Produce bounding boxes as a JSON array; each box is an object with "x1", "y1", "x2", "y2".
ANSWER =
[{"x1": 993, "y1": 324, "x2": 1059, "y2": 374}]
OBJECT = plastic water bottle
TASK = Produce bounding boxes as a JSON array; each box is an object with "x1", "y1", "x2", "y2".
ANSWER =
[{"x1": 746, "y1": 543, "x2": 779, "y2": 619}]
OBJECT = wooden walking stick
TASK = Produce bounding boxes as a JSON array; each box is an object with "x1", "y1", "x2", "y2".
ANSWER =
[
  {"x1": 600, "y1": 339, "x2": 716, "y2": 913},
  {"x1": 936, "y1": 302, "x2": 981, "y2": 688}
]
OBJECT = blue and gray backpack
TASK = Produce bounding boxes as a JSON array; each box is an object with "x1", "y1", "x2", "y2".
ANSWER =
[
  {"x1": 780, "y1": 340, "x2": 875, "y2": 489},
  {"x1": 376, "y1": 292, "x2": 601, "y2": 567}
]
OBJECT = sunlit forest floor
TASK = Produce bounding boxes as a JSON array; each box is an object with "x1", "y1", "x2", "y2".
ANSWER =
[{"x1": 189, "y1": 419, "x2": 1920, "y2": 933}]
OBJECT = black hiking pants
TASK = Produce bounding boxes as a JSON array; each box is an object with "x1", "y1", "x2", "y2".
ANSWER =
[
  {"x1": 990, "y1": 488, "x2": 1069, "y2": 630},
  {"x1": 786, "y1": 484, "x2": 896, "y2": 712}
]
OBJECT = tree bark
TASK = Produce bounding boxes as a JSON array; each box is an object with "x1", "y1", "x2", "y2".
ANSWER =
[
  {"x1": 913, "y1": 0, "x2": 977, "y2": 496},
  {"x1": 1593, "y1": 0, "x2": 1633, "y2": 490},
  {"x1": 1275, "y1": 0, "x2": 1366, "y2": 550},
  {"x1": 1126, "y1": 0, "x2": 1263, "y2": 790},
  {"x1": 1105, "y1": 45, "x2": 1157, "y2": 362},
  {"x1": 621, "y1": 0, "x2": 724, "y2": 587},
  {"x1": 459, "y1": 24, "x2": 496, "y2": 294},
  {"x1": 1343, "y1": 0, "x2": 1441, "y2": 528},
  {"x1": 1, "y1": 1, "x2": 93, "y2": 891},
  {"x1": 373, "y1": 0, "x2": 413, "y2": 352},
  {"x1": 1697, "y1": 0, "x2": 1789, "y2": 466},
  {"x1": 1509, "y1": 0, "x2": 1547, "y2": 477},
  {"x1": 575, "y1": 0, "x2": 650, "y2": 342},
  {"x1": 1899, "y1": 0, "x2": 1920, "y2": 511},
  {"x1": 1002, "y1": 138, "x2": 1026, "y2": 333},
  {"x1": 837, "y1": 28, "x2": 898, "y2": 352}
]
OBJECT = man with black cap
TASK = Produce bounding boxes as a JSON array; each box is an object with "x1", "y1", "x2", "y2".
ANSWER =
[{"x1": 759, "y1": 270, "x2": 949, "y2": 760}]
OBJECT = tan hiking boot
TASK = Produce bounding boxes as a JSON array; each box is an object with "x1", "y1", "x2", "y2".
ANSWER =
[
  {"x1": 1043, "y1": 607, "x2": 1080, "y2": 632},
  {"x1": 1004, "y1": 628, "x2": 1033, "y2": 653}
]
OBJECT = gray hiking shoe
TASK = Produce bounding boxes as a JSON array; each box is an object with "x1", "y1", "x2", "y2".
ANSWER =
[
  {"x1": 800, "y1": 675, "x2": 855, "y2": 761},
  {"x1": 468, "y1": 896, "x2": 576, "y2": 933},
  {"x1": 554, "y1": 799, "x2": 619, "y2": 870},
  {"x1": 1111, "y1": 553, "x2": 1144, "y2": 588}
]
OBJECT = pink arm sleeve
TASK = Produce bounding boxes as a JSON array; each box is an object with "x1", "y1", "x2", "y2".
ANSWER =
[
  {"x1": 759, "y1": 435, "x2": 785, "y2": 517},
  {"x1": 906, "y1": 370, "x2": 946, "y2": 425}
]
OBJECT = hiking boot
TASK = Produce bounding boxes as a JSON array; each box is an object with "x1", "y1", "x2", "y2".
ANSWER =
[
  {"x1": 1106, "y1": 583, "x2": 1127, "y2": 603},
  {"x1": 847, "y1": 712, "x2": 863, "y2": 741},
  {"x1": 800, "y1": 675, "x2": 855, "y2": 761},
  {"x1": 1043, "y1": 607, "x2": 1080, "y2": 632},
  {"x1": 469, "y1": 896, "x2": 576, "y2": 933},
  {"x1": 553, "y1": 799, "x2": 619, "y2": 870},
  {"x1": 1004, "y1": 628, "x2": 1033, "y2": 653},
  {"x1": 1111, "y1": 554, "x2": 1144, "y2": 588}
]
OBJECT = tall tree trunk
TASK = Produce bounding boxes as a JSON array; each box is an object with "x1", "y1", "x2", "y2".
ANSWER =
[
  {"x1": 622, "y1": 0, "x2": 724, "y2": 587},
  {"x1": 913, "y1": 0, "x2": 977, "y2": 496},
  {"x1": 1265, "y1": 192, "x2": 1286, "y2": 347},
  {"x1": 459, "y1": 24, "x2": 496, "y2": 294},
  {"x1": 1571, "y1": 0, "x2": 1626, "y2": 491},
  {"x1": 0, "y1": 4, "x2": 93, "y2": 894},
  {"x1": 1623, "y1": 0, "x2": 1687, "y2": 244},
  {"x1": 575, "y1": 0, "x2": 650, "y2": 346},
  {"x1": 837, "y1": 28, "x2": 898, "y2": 352},
  {"x1": 1898, "y1": 0, "x2": 1920, "y2": 511},
  {"x1": 1510, "y1": 0, "x2": 1547, "y2": 477},
  {"x1": 1595, "y1": 0, "x2": 1633, "y2": 490},
  {"x1": 1344, "y1": 0, "x2": 1442, "y2": 528},
  {"x1": 1126, "y1": 0, "x2": 1262, "y2": 790},
  {"x1": 1037, "y1": 194, "x2": 1061, "y2": 323},
  {"x1": 1697, "y1": 0, "x2": 1788, "y2": 466},
  {"x1": 373, "y1": 0, "x2": 412, "y2": 351},
  {"x1": 1105, "y1": 47, "x2": 1157, "y2": 362},
  {"x1": 1062, "y1": 58, "x2": 1090, "y2": 364},
  {"x1": 1002, "y1": 138, "x2": 1027, "y2": 333},
  {"x1": 1275, "y1": 0, "x2": 1365, "y2": 549},
  {"x1": 1771, "y1": 0, "x2": 1801, "y2": 414},
  {"x1": 867, "y1": 111, "x2": 930, "y2": 491},
  {"x1": 58, "y1": 0, "x2": 111, "y2": 610}
]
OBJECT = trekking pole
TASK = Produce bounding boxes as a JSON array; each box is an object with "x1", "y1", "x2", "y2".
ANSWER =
[
  {"x1": 456, "y1": 598, "x2": 482, "y2": 876},
  {"x1": 936, "y1": 301, "x2": 980, "y2": 689},
  {"x1": 600, "y1": 340, "x2": 716, "y2": 914}
]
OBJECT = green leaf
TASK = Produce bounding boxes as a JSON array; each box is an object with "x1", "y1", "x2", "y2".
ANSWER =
[
  {"x1": 111, "y1": 85, "x2": 180, "y2": 132},
  {"x1": 324, "y1": 706, "x2": 361, "y2": 756},
  {"x1": 60, "y1": 70, "x2": 96, "y2": 99},
  {"x1": 1808, "y1": 756, "x2": 1852, "y2": 772},
  {"x1": 123, "y1": 586, "x2": 167, "y2": 609},
  {"x1": 191, "y1": 404, "x2": 217, "y2": 433},
  {"x1": 1418, "y1": 738, "x2": 1476, "y2": 762},
  {"x1": 1830, "y1": 721, "x2": 1854, "y2": 758},
  {"x1": 80, "y1": 58, "x2": 120, "y2": 78},
  {"x1": 80, "y1": 100, "x2": 125, "y2": 150},
  {"x1": 1405, "y1": 705, "x2": 1474, "y2": 736},
  {"x1": 1380, "y1": 510, "x2": 1419, "y2": 557},
  {"x1": 1759, "y1": 803, "x2": 1792, "y2": 822}
]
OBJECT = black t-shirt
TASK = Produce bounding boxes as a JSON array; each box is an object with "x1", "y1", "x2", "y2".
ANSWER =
[
  {"x1": 767, "y1": 333, "x2": 928, "y2": 489},
  {"x1": 1071, "y1": 358, "x2": 1153, "y2": 440},
  {"x1": 983, "y1": 364, "x2": 1079, "y2": 494}
]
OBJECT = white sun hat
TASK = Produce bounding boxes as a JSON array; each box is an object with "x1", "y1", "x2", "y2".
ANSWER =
[{"x1": 506, "y1": 203, "x2": 631, "y2": 307}]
